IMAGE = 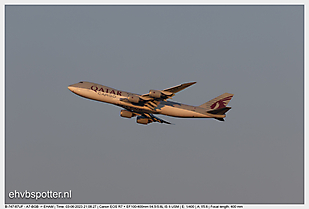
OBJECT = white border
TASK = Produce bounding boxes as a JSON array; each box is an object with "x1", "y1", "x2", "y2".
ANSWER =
[{"x1": 1, "y1": 1, "x2": 306, "y2": 208}]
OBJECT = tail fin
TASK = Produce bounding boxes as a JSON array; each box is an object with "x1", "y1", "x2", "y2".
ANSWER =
[{"x1": 199, "y1": 93, "x2": 234, "y2": 110}]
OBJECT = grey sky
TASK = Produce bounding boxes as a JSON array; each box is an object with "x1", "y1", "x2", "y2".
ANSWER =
[{"x1": 5, "y1": 5, "x2": 303, "y2": 204}]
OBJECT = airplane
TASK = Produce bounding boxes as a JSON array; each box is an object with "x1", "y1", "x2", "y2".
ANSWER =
[{"x1": 68, "y1": 81, "x2": 233, "y2": 125}]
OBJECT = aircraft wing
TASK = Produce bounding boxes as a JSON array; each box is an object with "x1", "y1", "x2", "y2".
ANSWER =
[
  {"x1": 140, "y1": 81, "x2": 196, "y2": 101},
  {"x1": 162, "y1": 81, "x2": 197, "y2": 94}
]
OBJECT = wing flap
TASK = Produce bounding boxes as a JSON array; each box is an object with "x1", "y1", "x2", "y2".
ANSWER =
[{"x1": 144, "y1": 113, "x2": 173, "y2": 125}]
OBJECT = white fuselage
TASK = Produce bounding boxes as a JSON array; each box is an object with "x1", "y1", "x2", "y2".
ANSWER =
[{"x1": 68, "y1": 81, "x2": 215, "y2": 118}]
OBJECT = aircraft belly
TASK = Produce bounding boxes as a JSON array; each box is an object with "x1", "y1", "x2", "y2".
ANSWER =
[{"x1": 158, "y1": 106, "x2": 209, "y2": 118}]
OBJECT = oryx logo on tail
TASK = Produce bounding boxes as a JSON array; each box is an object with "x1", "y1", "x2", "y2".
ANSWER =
[
  {"x1": 198, "y1": 93, "x2": 234, "y2": 110},
  {"x1": 210, "y1": 95, "x2": 233, "y2": 109}
]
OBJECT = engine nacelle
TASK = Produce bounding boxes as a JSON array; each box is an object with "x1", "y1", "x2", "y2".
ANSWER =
[
  {"x1": 120, "y1": 110, "x2": 134, "y2": 118},
  {"x1": 136, "y1": 116, "x2": 150, "y2": 125},
  {"x1": 149, "y1": 90, "x2": 162, "y2": 98},
  {"x1": 128, "y1": 95, "x2": 140, "y2": 103}
]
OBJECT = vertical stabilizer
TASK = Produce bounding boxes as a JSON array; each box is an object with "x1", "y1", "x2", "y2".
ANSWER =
[{"x1": 199, "y1": 93, "x2": 234, "y2": 110}]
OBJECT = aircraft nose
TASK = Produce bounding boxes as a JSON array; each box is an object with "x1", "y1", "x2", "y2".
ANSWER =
[{"x1": 68, "y1": 85, "x2": 75, "y2": 92}]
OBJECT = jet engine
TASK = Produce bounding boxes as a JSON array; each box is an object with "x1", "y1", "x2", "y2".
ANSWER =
[
  {"x1": 128, "y1": 95, "x2": 140, "y2": 103},
  {"x1": 136, "y1": 116, "x2": 150, "y2": 125},
  {"x1": 120, "y1": 110, "x2": 134, "y2": 118},
  {"x1": 149, "y1": 90, "x2": 162, "y2": 98}
]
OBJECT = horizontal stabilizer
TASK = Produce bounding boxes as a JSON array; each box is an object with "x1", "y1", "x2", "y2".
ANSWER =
[{"x1": 207, "y1": 107, "x2": 231, "y2": 115}]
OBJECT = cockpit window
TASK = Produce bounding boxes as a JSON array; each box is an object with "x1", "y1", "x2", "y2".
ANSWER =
[{"x1": 79, "y1": 82, "x2": 83, "y2": 83}]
